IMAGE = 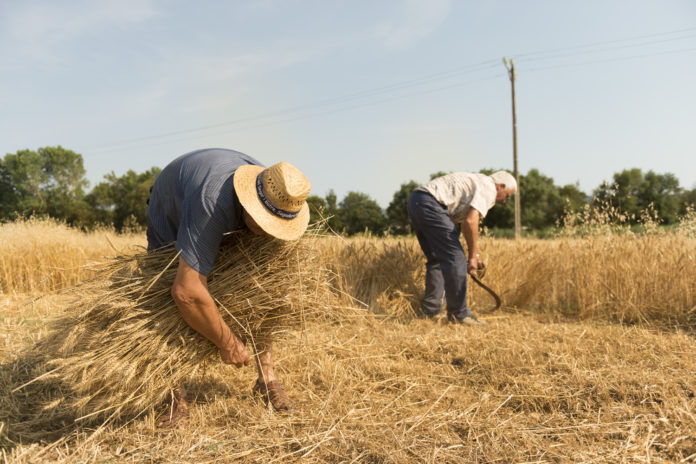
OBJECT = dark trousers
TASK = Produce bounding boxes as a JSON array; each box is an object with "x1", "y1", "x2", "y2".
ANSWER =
[{"x1": 407, "y1": 190, "x2": 473, "y2": 319}]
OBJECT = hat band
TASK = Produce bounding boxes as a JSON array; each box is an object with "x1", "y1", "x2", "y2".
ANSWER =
[{"x1": 256, "y1": 172, "x2": 299, "y2": 220}]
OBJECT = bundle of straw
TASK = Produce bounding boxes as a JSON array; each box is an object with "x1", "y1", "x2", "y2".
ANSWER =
[{"x1": 29, "y1": 229, "x2": 346, "y2": 424}]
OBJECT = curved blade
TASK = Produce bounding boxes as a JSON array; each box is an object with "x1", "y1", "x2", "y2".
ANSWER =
[{"x1": 470, "y1": 273, "x2": 501, "y2": 312}]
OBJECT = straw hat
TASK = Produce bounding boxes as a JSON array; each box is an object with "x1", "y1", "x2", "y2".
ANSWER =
[{"x1": 234, "y1": 162, "x2": 311, "y2": 240}]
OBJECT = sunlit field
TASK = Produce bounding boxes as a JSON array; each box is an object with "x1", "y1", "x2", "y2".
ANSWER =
[
  {"x1": 1, "y1": 218, "x2": 694, "y2": 463},
  {"x1": 0, "y1": 218, "x2": 145, "y2": 294}
]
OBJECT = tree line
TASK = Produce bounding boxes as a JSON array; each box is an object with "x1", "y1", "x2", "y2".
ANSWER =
[{"x1": 1, "y1": 146, "x2": 694, "y2": 234}]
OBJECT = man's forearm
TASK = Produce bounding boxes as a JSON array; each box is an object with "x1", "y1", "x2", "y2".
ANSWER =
[
  {"x1": 461, "y1": 220, "x2": 478, "y2": 257},
  {"x1": 461, "y1": 208, "x2": 481, "y2": 258},
  {"x1": 175, "y1": 294, "x2": 235, "y2": 348},
  {"x1": 171, "y1": 257, "x2": 249, "y2": 366}
]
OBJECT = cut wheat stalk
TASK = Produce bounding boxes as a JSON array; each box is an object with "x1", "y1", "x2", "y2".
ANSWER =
[{"x1": 18, "y1": 227, "x2": 356, "y2": 427}]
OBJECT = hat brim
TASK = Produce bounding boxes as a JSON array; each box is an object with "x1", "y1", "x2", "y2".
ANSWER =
[{"x1": 233, "y1": 164, "x2": 310, "y2": 241}]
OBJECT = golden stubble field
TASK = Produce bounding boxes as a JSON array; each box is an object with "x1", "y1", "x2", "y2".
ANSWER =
[{"x1": 1, "y1": 218, "x2": 695, "y2": 463}]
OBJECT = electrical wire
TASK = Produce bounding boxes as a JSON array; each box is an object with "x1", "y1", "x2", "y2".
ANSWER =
[
  {"x1": 514, "y1": 26, "x2": 696, "y2": 59},
  {"x1": 82, "y1": 26, "x2": 696, "y2": 153},
  {"x1": 521, "y1": 46, "x2": 696, "y2": 73},
  {"x1": 519, "y1": 33, "x2": 696, "y2": 63},
  {"x1": 88, "y1": 72, "x2": 507, "y2": 155},
  {"x1": 83, "y1": 59, "x2": 500, "y2": 151}
]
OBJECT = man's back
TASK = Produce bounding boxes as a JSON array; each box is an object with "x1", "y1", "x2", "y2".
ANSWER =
[
  {"x1": 418, "y1": 172, "x2": 496, "y2": 222},
  {"x1": 146, "y1": 148, "x2": 263, "y2": 274}
]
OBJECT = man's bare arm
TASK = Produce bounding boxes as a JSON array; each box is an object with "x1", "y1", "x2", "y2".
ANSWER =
[
  {"x1": 460, "y1": 208, "x2": 482, "y2": 275},
  {"x1": 171, "y1": 258, "x2": 250, "y2": 367}
]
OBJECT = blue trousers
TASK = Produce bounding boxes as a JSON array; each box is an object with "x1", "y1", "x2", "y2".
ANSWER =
[{"x1": 407, "y1": 190, "x2": 473, "y2": 319}]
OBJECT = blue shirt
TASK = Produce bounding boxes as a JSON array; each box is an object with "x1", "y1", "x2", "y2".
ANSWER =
[{"x1": 146, "y1": 148, "x2": 264, "y2": 275}]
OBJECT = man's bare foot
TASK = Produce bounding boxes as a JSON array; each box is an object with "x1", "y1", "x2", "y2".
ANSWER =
[
  {"x1": 253, "y1": 379, "x2": 295, "y2": 411},
  {"x1": 157, "y1": 388, "x2": 190, "y2": 429}
]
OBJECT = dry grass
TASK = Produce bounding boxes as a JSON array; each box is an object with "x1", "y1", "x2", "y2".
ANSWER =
[
  {"x1": 6, "y1": 228, "x2": 353, "y2": 436},
  {"x1": 1, "y1": 295, "x2": 695, "y2": 463},
  {"x1": 0, "y1": 218, "x2": 695, "y2": 462},
  {"x1": 0, "y1": 217, "x2": 144, "y2": 294},
  {"x1": 324, "y1": 232, "x2": 696, "y2": 328},
  {"x1": 483, "y1": 233, "x2": 696, "y2": 325},
  {"x1": 320, "y1": 236, "x2": 426, "y2": 319},
  {"x1": 2, "y1": 216, "x2": 694, "y2": 328}
]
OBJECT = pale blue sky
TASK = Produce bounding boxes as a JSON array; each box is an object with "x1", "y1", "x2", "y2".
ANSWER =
[{"x1": 2, "y1": 0, "x2": 695, "y2": 207}]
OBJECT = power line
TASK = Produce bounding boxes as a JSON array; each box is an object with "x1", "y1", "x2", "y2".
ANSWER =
[
  {"x1": 514, "y1": 26, "x2": 696, "y2": 59},
  {"x1": 82, "y1": 26, "x2": 696, "y2": 153},
  {"x1": 521, "y1": 46, "x2": 696, "y2": 73},
  {"x1": 88, "y1": 72, "x2": 507, "y2": 155},
  {"x1": 519, "y1": 33, "x2": 696, "y2": 63},
  {"x1": 83, "y1": 59, "x2": 500, "y2": 151}
]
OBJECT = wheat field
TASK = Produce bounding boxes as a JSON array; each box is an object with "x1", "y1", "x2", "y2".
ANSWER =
[{"x1": 1, "y1": 217, "x2": 695, "y2": 463}]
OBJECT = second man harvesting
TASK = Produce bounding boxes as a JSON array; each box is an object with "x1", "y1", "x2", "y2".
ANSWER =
[{"x1": 407, "y1": 170, "x2": 516, "y2": 324}]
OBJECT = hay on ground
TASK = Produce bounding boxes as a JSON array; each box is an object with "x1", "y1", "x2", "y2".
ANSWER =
[{"x1": 24, "y1": 229, "x2": 354, "y2": 425}]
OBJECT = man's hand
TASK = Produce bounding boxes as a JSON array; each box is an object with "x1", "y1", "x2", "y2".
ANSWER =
[
  {"x1": 219, "y1": 335, "x2": 251, "y2": 368},
  {"x1": 467, "y1": 254, "x2": 483, "y2": 276},
  {"x1": 172, "y1": 258, "x2": 251, "y2": 368}
]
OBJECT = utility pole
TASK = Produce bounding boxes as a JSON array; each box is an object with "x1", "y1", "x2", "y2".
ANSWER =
[{"x1": 503, "y1": 57, "x2": 521, "y2": 239}]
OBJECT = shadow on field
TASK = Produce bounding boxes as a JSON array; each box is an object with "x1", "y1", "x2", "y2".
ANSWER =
[
  {"x1": 0, "y1": 352, "x2": 253, "y2": 452},
  {"x1": 0, "y1": 353, "x2": 157, "y2": 450},
  {"x1": 0, "y1": 353, "x2": 81, "y2": 449},
  {"x1": 188, "y1": 377, "x2": 240, "y2": 402}
]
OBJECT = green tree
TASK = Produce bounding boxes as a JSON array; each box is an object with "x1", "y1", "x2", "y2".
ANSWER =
[
  {"x1": 639, "y1": 171, "x2": 681, "y2": 224},
  {"x1": 593, "y1": 168, "x2": 644, "y2": 220},
  {"x1": 681, "y1": 187, "x2": 696, "y2": 214},
  {"x1": 481, "y1": 168, "x2": 587, "y2": 230},
  {"x1": 86, "y1": 167, "x2": 161, "y2": 231},
  {"x1": 519, "y1": 169, "x2": 564, "y2": 229},
  {"x1": 0, "y1": 149, "x2": 47, "y2": 217},
  {"x1": 429, "y1": 171, "x2": 450, "y2": 181},
  {"x1": 324, "y1": 189, "x2": 342, "y2": 232},
  {"x1": 0, "y1": 168, "x2": 14, "y2": 218},
  {"x1": 386, "y1": 180, "x2": 419, "y2": 235},
  {"x1": 482, "y1": 199, "x2": 514, "y2": 229},
  {"x1": 480, "y1": 168, "x2": 513, "y2": 229},
  {"x1": 0, "y1": 146, "x2": 89, "y2": 224},
  {"x1": 41, "y1": 146, "x2": 90, "y2": 224},
  {"x1": 305, "y1": 194, "x2": 327, "y2": 225},
  {"x1": 593, "y1": 168, "x2": 682, "y2": 224},
  {"x1": 558, "y1": 183, "x2": 588, "y2": 214},
  {"x1": 337, "y1": 191, "x2": 386, "y2": 235}
]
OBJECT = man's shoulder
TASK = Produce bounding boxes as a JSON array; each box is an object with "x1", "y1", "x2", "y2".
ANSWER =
[
  {"x1": 464, "y1": 172, "x2": 495, "y2": 189},
  {"x1": 423, "y1": 172, "x2": 493, "y2": 196},
  {"x1": 179, "y1": 148, "x2": 263, "y2": 167},
  {"x1": 434, "y1": 171, "x2": 481, "y2": 181},
  {"x1": 434, "y1": 172, "x2": 486, "y2": 186}
]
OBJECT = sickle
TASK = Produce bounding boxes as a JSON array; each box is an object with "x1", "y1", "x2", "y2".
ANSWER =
[{"x1": 470, "y1": 271, "x2": 501, "y2": 312}]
